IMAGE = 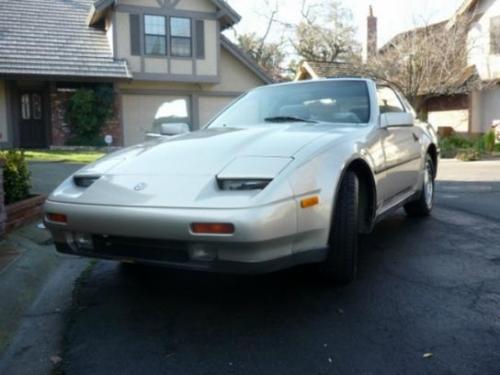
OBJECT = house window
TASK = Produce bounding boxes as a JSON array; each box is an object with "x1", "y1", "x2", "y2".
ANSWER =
[
  {"x1": 144, "y1": 15, "x2": 166, "y2": 55},
  {"x1": 491, "y1": 16, "x2": 500, "y2": 54},
  {"x1": 170, "y1": 17, "x2": 192, "y2": 57}
]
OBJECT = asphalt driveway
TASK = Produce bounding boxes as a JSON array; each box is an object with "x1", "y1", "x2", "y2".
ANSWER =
[
  {"x1": 13, "y1": 159, "x2": 500, "y2": 375},
  {"x1": 29, "y1": 162, "x2": 84, "y2": 196}
]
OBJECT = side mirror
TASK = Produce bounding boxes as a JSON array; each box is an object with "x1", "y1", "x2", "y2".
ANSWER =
[
  {"x1": 160, "y1": 123, "x2": 190, "y2": 136},
  {"x1": 380, "y1": 112, "x2": 414, "y2": 128}
]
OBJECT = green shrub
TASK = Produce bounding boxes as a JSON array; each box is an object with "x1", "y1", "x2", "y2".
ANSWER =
[
  {"x1": 66, "y1": 85, "x2": 114, "y2": 146},
  {"x1": 439, "y1": 135, "x2": 475, "y2": 158},
  {"x1": 456, "y1": 149, "x2": 480, "y2": 162},
  {"x1": 0, "y1": 150, "x2": 31, "y2": 204},
  {"x1": 484, "y1": 130, "x2": 496, "y2": 153}
]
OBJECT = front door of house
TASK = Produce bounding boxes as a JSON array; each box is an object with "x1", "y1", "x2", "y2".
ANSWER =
[{"x1": 18, "y1": 91, "x2": 47, "y2": 148}]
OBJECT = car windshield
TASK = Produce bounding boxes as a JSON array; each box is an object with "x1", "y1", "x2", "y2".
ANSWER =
[{"x1": 207, "y1": 80, "x2": 371, "y2": 128}]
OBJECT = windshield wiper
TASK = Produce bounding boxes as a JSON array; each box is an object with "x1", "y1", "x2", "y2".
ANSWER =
[{"x1": 264, "y1": 116, "x2": 317, "y2": 124}]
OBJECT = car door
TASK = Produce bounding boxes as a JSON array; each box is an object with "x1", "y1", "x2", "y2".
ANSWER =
[{"x1": 377, "y1": 86, "x2": 422, "y2": 204}]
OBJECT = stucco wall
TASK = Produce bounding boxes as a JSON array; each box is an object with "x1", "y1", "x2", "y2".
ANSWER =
[
  {"x1": 468, "y1": 0, "x2": 500, "y2": 80},
  {"x1": 115, "y1": 12, "x2": 141, "y2": 72},
  {"x1": 175, "y1": 0, "x2": 216, "y2": 12},
  {"x1": 209, "y1": 49, "x2": 265, "y2": 92},
  {"x1": 0, "y1": 81, "x2": 8, "y2": 143},
  {"x1": 196, "y1": 20, "x2": 218, "y2": 76},
  {"x1": 470, "y1": 86, "x2": 500, "y2": 133}
]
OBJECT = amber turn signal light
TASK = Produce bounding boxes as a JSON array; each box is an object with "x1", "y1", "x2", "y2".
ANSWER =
[
  {"x1": 46, "y1": 213, "x2": 68, "y2": 224},
  {"x1": 300, "y1": 196, "x2": 320, "y2": 209},
  {"x1": 191, "y1": 223, "x2": 235, "y2": 235}
]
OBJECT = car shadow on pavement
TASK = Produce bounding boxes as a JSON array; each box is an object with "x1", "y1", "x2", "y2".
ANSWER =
[{"x1": 62, "y1": 209, "x2": 500, "y2": 375}]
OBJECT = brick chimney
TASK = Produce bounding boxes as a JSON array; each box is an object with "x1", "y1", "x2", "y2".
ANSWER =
[{"x1": 367, "y1": 5, "x2": 377, "y2": 59}]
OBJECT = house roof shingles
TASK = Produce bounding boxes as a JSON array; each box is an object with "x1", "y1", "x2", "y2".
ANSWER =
[{"x1": 0, "y1": 0, "x2": 130, "y2": 79}]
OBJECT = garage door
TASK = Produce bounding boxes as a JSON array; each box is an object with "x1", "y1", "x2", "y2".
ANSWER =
[
  {"x1": 122, "y1": 94, "x2": 191, "y2": 146},
  {"x1": 198, "y1": 96, "x2": 235, "y2": 127}
]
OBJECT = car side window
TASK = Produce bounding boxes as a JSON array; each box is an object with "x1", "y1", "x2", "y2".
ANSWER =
[{"x1": 377, "y1": 86, "x2": 405, "y2": 114}]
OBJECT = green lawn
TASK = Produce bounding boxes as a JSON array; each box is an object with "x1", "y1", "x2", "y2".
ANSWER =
[{"x1": 24, "y1": 150, "x2": 105, "y2": 164}]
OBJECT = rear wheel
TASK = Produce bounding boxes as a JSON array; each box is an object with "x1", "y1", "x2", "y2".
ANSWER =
[
  {"x1": 404, "y1": 155, "x2": 435, "y2": 217},
  {"x1": 319, "y1": 171, "x2": 359, "y2": 284}
]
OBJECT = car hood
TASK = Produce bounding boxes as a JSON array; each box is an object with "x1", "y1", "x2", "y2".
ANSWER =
[
  {"x1": 50, "y1": 124, "x2": 358, "y2": 208},
  {"x1": 83, "y1": 125, "x2": 333, "y2": 176}
]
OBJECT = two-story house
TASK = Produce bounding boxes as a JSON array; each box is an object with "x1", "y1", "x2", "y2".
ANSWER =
[
  {"x1": 423, "y1": 0, "x2": 500, "y2": 135},
  {"x1": 0, "y1": 0, "x2": 272, "y2": 148},
  {"x1": 296, "y1": 0, "x2": 500, "y2": 136}
]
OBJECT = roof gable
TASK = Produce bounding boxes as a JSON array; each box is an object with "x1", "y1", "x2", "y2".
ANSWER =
[
  {"x1": 89, "y1": 0, "x2": 240, "y2": 29},
  {"x1": 220, "y1": 35, "x2": 273, "y2": 84}
]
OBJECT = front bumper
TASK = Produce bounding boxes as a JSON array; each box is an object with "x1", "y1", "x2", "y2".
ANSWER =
[{"x1": 44, "y1": 199, "x2": 328, "y2": 274}]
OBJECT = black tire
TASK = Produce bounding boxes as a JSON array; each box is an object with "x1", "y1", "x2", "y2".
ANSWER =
[
  {"x1": 319, "y1": 171, "x2": 359, "y2": 284},
  {"x1": 404, "y1": 155, "x2": 435, "y2": 217}
]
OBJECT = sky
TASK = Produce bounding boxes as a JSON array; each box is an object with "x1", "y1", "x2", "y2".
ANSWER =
[{"x1": 225, "y1": 0, "x2": 465, "y2": 49}]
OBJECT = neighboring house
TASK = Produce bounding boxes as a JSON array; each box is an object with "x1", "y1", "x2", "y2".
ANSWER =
[
  {"x1": 295, "y1": 0, "x2": 500, "y2": 135},
  {"x1": 0, "y1": 0, "x2": 272, "y2": 148}
]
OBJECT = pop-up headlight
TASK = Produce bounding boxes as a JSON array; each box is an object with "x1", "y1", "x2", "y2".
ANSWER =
[
  {"x1": 216, "y1": 157, "x2": 292, "y2": 192},
  {"x1": 73, "y1": 175, "x2": 101, "y2": 188},
  {"x1": 217, "y1": 179, "x2": 272, "y2": 191}
]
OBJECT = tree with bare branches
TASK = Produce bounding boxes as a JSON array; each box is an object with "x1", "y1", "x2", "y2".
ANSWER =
[
  {"x1": 290, "y1": 0, "x2": 361, "y2": 63},
  {"x1": 233, "y1": 1, "x2": 287, "y2": 81},
  {"x1": 348, "y1": 15, "x2": 481, "y2": 115}
]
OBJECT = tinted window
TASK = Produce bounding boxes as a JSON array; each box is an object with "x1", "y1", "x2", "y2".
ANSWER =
[{"x1": 208, "y1": 81, "x2": 371, "y2": 128}]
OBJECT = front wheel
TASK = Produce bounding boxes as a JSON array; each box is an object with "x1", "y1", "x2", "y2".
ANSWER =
[
  {"x1": 319, "y1": 171, "x2": 359, "y2": 284},
  {"x1": 404, "y1": 155, "x2": 435, "y2": 217}
]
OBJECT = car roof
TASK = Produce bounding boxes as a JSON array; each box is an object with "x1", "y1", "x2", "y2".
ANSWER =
[{"x1": 255, "y1": 77, "x2": 375, "y2": 91}]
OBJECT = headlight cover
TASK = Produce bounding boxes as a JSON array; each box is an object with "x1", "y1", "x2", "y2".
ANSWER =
[
  {"x1": 73, "y1": 175, "x2": 101, "y2": 188},
  {"x1": 216, "y1": 157, "x2": 292, "y2": 191},
  {"x1": 217, "y1": 178, "x2": 272, "y2": 191}
]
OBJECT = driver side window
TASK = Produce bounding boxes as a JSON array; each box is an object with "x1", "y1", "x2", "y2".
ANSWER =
[{"x1": 377, "y1": 86, "x2": 405, "y2": 114}]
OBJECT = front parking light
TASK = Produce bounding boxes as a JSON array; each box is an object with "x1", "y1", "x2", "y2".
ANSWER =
[
  {"x1": 191, "y1": 223, "x2": 235, "y2": 235},
  {"x1": 46, "y1": 213, "x2": 67, "y2": 224}
]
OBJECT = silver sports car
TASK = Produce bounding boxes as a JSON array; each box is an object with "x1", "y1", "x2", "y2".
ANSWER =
[{"x1": 44, "y1": 78, "x2": 439, "y2": 283}]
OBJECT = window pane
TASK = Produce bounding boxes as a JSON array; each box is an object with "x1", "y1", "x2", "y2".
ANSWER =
[
  {"x1": 171, "y1": 17, "x2": 191, "y2": 37},
  {"x1": 145, "y1": 15, "x2": 166, "y2": 35},
  {"x1": 33, "y1": 94, "x2": 42, "y2": 120},
  {"x1": 171, "y1": 37, "x2": 191, "y2": 57},
  {"x1": 377, "y1": 86, "x2": 404, "y2": 113},
  {"x1": 21, "y1": 94, "x2": 30, "y2": 120},
  {"x1": 145, "y1": 35, "x2": 166, "y2": 55}
]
